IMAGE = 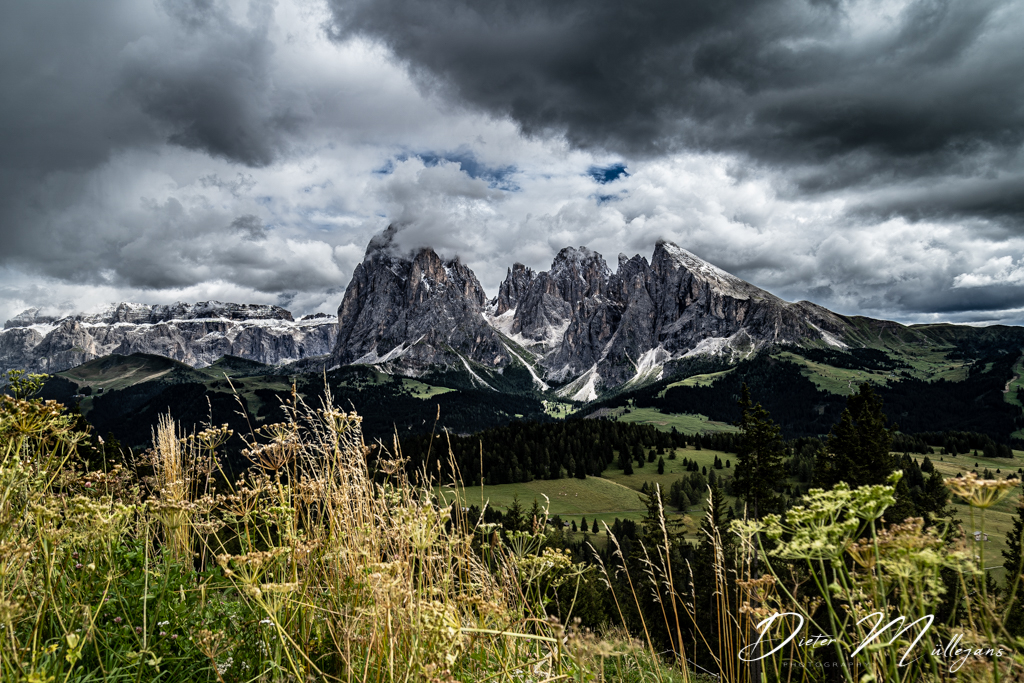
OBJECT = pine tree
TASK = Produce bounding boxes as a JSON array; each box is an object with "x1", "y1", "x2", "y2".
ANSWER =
[
  {"x1": 504, "y1": 495, "x2": 526, "y2": 533},
  {"x1": 1003, "y1": 494, "x2": 1024, "y2": 636},
  {"x1": 657, "y1": 456, "x2": 665, "y2": 474},
  {"x1": 814, "y1": 383, "x2": 894, "y2": 488},
  {"x1": 618, "y1": 447, "x2": 630, "y2": 471},
  {"x1": 733, "y1": 384, "x2": 786, "y2": 518},
  {"x1": 623, "y1": 456, "x2": 634, "y2": 475}
]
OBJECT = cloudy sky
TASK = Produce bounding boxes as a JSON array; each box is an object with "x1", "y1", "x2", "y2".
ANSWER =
[{"x1": 2, "y1": 0, "x2": 1024, "y2": 326}]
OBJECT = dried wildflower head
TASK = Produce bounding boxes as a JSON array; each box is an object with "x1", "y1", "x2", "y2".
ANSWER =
[
  {"x1": 945, "y1": 471, "x2": 1019, "y2": 509},
  {"x1": 846, "y1": 537, "x2": 877, "y2": 569}
]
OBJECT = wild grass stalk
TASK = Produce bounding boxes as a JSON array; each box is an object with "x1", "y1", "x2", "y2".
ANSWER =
[{"x1": 1, "y1": 375, "x2": 689, "y2": 682}]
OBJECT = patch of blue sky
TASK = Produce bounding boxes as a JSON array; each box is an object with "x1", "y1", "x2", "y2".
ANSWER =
[
  {"x1": 587, "y1": 163, "x2": 628, "y2": 184},
  {"x1": 377, "y1": 149, "x2": 521, "y2": 191}
]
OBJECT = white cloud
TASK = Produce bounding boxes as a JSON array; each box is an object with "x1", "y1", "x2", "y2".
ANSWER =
[{"x1": 3, "y1": 0, "x2": 1024, "y2": 328}]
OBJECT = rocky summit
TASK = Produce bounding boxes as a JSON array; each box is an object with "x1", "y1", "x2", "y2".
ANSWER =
[
  {"x1": 329, "y1": 227, "x2": 859, "y2": 399},
  {"x1": 0, "y1": 302, "x2": 337, "y2": 374},
  {"x1": 331, "y1": 225, "x2": 510, "y2": 387}
]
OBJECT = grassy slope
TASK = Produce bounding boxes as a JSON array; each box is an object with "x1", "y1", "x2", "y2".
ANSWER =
[
  {"x1": 542, "y1": 400, "x2": 579, "y2": 418},
  {"x1": 453, "y1": 445, "x2": 737, "y2": 546},
  {"x1": 659, "y1": 368, "x2": 735, "y2": 394},
  {"x1": 609, "y1": 406, "x2": 740, "y2": 434},
  {"x1": 774, "y1": 351, "x2": 892, "y2": 395},
  {"x1": 928, "y1": 449, "x2": 1024, "y2": 574},
  {"x1": 59, "y1": 354, "x2": 207, "y2": 391},
  {"x1": 1005, "y1": 355, "x2": 1024, "y2": 440}
]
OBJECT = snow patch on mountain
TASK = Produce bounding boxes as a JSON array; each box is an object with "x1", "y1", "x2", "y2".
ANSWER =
[
  {"x1": 623, "y1": 347, "x2": 668, "y2": 388},
  {"x1": 1, "y1": 301, "x2": 338, "y2": 374},
  {"x1": 808, "y1": 323, "x2": 849, "y2": 349},
  {"x1": 458, "y1": 354, "x2": 496, "y2": 391},
  {"x1": 556, "y1": 364, "x2": 601, "y2": 402},
  {"x1": 500, "y1": 341, "x2": 549, "y2": 391}
]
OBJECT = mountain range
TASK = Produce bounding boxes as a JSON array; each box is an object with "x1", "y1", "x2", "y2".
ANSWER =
[
  {"x1": 0, "y1": 302, "x2": 337, "y2": 375},
  {"x1": 328, "y1": 225, "x2": 1010, "y2": 400},
  {"x1": 5, "y1": 226, "x2": 1024, "y2": 401}
]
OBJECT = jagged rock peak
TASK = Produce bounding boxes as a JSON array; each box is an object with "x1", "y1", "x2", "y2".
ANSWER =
[
  {"x1": 364, "y1": 223, "x2": 402, "y2": 257},
  {"x1": 507, "y1": 246, "x2": 612, "y2": 344},
  {"x1": 495, "y1": 263, "x2": 537, "y2": 315},
  {"x1": 549, "y1": 246, "x2": 611, "y2": 293},
  {"x1": 652, "y1": 241, "x2": 749, "y2": 291},
  {"x1": 332, "y1": 225, "x2": 507, "y2": 375}
]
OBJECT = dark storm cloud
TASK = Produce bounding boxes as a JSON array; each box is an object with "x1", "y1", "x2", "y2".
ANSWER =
[
  {"x1": 231, "y1": 214, "x2": 269, "y2": 240},
  {"x1": 0, "y1": 0, "x2": 340, "y2": 299},
  {"x1": 848, "y1": 174, "x2": 1024, "y2": 224},
  {"x1": 121, "y1": 0, "x2": 299, "y2": 167},
  {"x1": 329, "y1": 0, "x2": 1024, "y2": 221}
]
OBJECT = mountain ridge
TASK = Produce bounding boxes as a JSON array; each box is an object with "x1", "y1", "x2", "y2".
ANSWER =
[
  {"x1": 1, "y1": 301, "x2": 337, "y2": 374},
  {"x1": 330, "y1": 227, "x2": 867, "y2": 399},
  {"x1": 8, "y1": 228, "x2": 1024, "y2": 403}
]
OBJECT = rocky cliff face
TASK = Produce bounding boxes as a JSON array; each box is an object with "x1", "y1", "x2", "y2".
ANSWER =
[
  {"x1": 331, "y1": 225, "x2": 511, "y2": 381},
  {"x1": 494, "y1": 263, "x2": 536, "y2": 316},
  {"x1": 0, "y1": 302, "x2": 337, "y2": 374},
  {"x1": 485, "y1": 239, "x2": 853, "y2": 398},
  {"x1": 330, "y1": 227, "x2": 858, "y2": 399}
]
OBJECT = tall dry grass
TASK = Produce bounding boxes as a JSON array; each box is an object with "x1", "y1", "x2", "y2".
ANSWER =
[
  {"x1": 0, "y1": 378, "x2": 687, "y2": 682},
  {"x1": 7, "y1": 368, "x2": 1021, "y2": 682}
]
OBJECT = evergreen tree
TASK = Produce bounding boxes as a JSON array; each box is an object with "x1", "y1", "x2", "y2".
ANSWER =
[
  {"x1": 733, "y1": 384, "x2": 786, "y2": 518},
  {"x1": 618, "y1": 447, "x2": 631, "y2": 471},
  {"x1": 504, "y1": 495, "x2": 526, "y2": 533},
  {"x1": 814, "y1": 383, "x2": 894, "y2": 488},
  {"x1": 886, "y1": 478, "x2": 917, "y2": 525},
  {"x1": 695, "y1": 434, "x2": 703, "y2": 450},
  {"x1": 657, "y1": 456, "x2": 665, "y2": 474},
  {"x1": 1003, "y1": 494, "x2": 1024, "y2": 636},
  {"x1": 623, "y1": 456, "x2": 634, "y2": 476},
  {"x1": 574, "y1": 456, "x2": 587, "y2": 479}
]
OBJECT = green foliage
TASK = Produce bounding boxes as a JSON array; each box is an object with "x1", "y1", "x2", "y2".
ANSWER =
[
  {"x1": 814, "y1": 383, "x2": 895, "y2": 489},
  {"x1": 3, "y1": 369, "x2": 47, "y2": 399},
  {"x1": 733, "y1": 384, "x2": 786, "y2": 517},
  {"x1": 0, "y1": 386, "x2": 693, "y2": 683},
  {"x1": 1005, "y1": 493, "x2": 1024, "y2": 636}
]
